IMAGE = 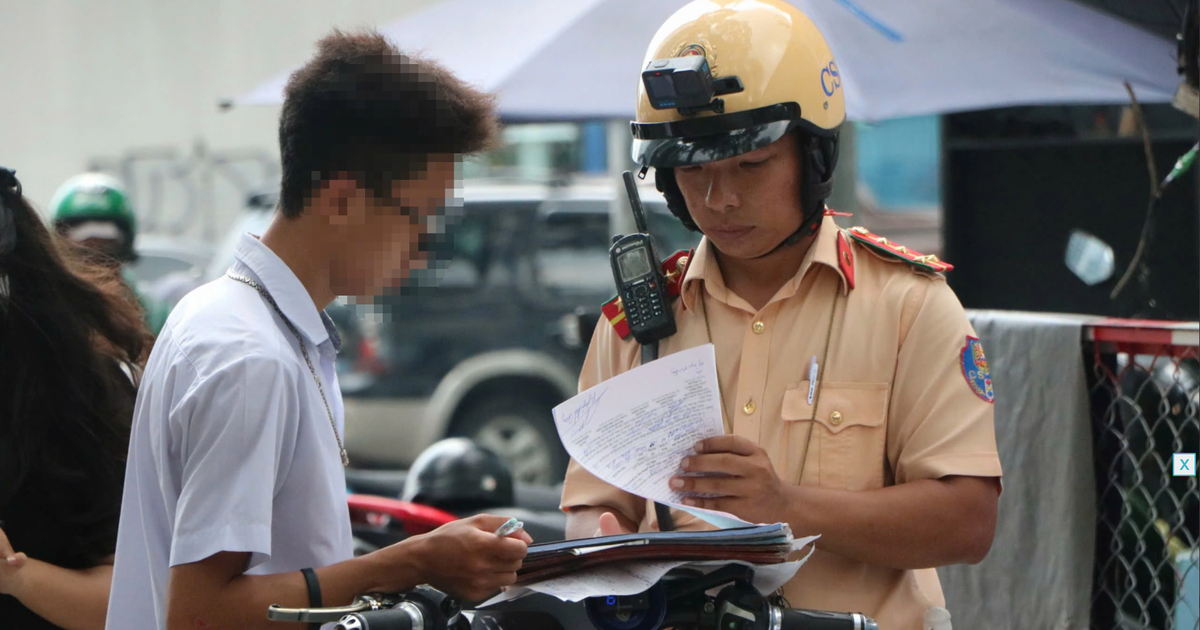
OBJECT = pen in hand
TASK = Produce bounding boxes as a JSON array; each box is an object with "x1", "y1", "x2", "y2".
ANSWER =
[{"x1": 494, "y1": 517, "x2": 525, "y2": 538}]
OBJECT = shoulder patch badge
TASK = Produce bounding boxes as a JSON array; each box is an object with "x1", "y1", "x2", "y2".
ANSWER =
[
  {"x1": 601, "y1": 249, "x2": 694, "y2": 340},
  {"x1": 847, "y1": 226, "x2": 953, "y2": 274},
  {"x1": 960, "y1": 336, "x2": 995, "y2": 403}
]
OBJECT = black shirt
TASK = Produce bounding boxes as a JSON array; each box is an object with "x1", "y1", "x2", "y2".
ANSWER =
[{"x1": 0, "y1": 364, "x2": 131, "y2": 630}]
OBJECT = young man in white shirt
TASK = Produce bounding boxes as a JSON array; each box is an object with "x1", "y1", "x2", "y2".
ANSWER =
[{"x1": 106, "y1": 29, "x2": 529, "y2": 630}]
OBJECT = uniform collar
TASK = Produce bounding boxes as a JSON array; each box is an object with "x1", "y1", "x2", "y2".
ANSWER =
[
  {"x1": 231, "y1": 232, "x2": 331, "y2": 349},
  {"x1": 680, "y1": 214, "x2": 853, "y2": 311}
]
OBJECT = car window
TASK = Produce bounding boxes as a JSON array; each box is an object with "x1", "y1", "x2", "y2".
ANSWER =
[
  {"x1": 375, "y1": 201, "x2": 528, "y2": 314},
  {"x1": 645, "y1": 202, "x2": 702, "y2": 254},
  {"x1": 528, "y1": 199, "x2": 699, "y2": 300},
  {"x1": 533, "y1": 204, "x2": 613, "y2": 297},
  {"x1": 437, "y1": 210, "x2": 492, "y2": 290}
]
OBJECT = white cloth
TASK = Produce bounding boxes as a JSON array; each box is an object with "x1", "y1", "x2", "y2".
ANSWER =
[
  {"x1": 937, "y1": 310, "x2": 1096, "y2": 629},
  {"x1": 106, "y1": 233, "x2": 354, "y2": 630}
]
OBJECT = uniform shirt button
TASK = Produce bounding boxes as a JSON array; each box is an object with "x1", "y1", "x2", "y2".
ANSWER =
[
  {"x1": 752, "y1": 321, "x2": 765, "y2": 334},
  {"x1": 830, "y1": 411, "x2": 843, "y2": 425},
  {"x1": 743, "y1": 400, "x2": 756, "y2": 415}
]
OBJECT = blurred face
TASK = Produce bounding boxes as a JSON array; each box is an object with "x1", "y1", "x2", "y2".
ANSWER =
[
  {"x1": 672, "y1": 133, "x2": 804, "y2": 260},
  {"x1": 75, "y1": 237, "x2": 125, "y2": 262},
  {"x1": 328, "y1": 155, "x2": 458, "y2": 298},
  {"x1": 60, "y1": 220, "x2": 127, "y2": 263}
]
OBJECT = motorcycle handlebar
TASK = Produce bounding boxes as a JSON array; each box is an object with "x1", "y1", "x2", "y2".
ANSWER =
[
  {"x1": 325, "y1": 586, "x2": 469, "y2": 630},
  {"x1": 776, "y1": 607, "x2": 879, "y2": 630},
  {"x1": 334, "y1": 602, "x2": 427, "y2": 630},
  {"x1": 331, "y1": 602, "x2": 876, "y2": 630}
]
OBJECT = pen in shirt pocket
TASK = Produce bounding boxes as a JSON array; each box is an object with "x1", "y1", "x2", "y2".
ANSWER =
[{"x1": 807, "y1": 356, "x2": 819, "y2": 405}]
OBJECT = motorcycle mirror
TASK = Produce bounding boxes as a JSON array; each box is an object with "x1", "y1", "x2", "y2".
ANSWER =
[{"x1": 1065, "y1": 230, "x2": 1116, "y2": 286}]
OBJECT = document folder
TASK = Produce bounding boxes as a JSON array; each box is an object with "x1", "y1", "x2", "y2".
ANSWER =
[{"x1": 517, "y1": 524, "x2": 795, "y2": 584}]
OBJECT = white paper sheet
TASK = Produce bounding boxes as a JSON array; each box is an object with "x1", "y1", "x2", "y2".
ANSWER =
[
  {"x1": 553, "y1": 343, "x2": 749, "y2": 528},
  {"x1": 528, "y1": 560, "x2": 687, "y2": 602},
  {"x1": 478, "y1": 561, "x2": 685, "y2": 608}
]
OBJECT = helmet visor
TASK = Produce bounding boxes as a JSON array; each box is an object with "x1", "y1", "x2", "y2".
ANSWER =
[
  {"x1": 632, "y1": 119, "x2": 796, "y2": 168},
  {"x1": 630, "y1": 102, "x2": 801, "y2": 168}
]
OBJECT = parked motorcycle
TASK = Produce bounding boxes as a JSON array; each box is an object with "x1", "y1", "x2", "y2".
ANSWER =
[{"x1": 346, "y1": 438, "x2": 567, "y2": 554}]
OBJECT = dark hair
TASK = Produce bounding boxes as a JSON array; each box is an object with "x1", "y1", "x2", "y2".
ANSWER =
[
  {"x1": 277, "y1": 28, "x2": 501, "y2": 218},
  {"x1": 0, "y1": 169, "x2": 150, "y2": 567}
]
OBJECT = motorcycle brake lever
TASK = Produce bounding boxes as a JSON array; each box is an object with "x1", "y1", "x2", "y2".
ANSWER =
[{"x1": 267, "y1": 594, "x2": 395, "y2": 623}]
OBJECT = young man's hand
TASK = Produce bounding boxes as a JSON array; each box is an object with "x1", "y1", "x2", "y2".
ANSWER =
[
  {"x1": 0, "y1": 525, "x2": 29, "y2": 597},
  {"x1": 592, "y1": 512, "x2": 634, "y2": 537},
  {"x1": 386, "y1": 514, "x2": 532, "y2": 602}
]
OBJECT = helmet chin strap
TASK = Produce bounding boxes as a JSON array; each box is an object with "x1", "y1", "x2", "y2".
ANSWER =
[
  {"x1": 748, "y1": 139, "x2": 833, "y2": 259},
  {"x1": 748, "y1": 216, "x2": 818, "y2": 259}
]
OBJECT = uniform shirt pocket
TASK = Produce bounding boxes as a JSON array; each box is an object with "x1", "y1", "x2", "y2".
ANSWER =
[{"x1": 782, "y1": 381, "x2": 889, "y2": 490}]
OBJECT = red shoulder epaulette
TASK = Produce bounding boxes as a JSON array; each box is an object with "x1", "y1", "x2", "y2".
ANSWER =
[
  {"x1": 846, "y1": 226, "x2": 954, "y2": 274},
  {"x1": 601, "y1": 249, "x2": 693, "y2": 340},
  {"x1": 836, "y1": 229, "x2": 856, "y2": 290}
]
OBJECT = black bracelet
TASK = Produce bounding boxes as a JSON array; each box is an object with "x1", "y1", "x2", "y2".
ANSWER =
[{"x1": 301, "y1": 568, "x2": 322, "y2": 630}]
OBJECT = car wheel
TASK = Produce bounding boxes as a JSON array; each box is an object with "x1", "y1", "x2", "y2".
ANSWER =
[{"x1": 453, "y1": 395, "x2": 568, "y2": 487}]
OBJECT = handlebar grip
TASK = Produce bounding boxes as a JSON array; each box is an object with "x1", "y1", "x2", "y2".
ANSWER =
[
  {"x1": 777, "y1": 607, "x2": 878, "y2": 630},
  {"x1": 334, "y1": 602, "x2": 424, "y2": 630}
]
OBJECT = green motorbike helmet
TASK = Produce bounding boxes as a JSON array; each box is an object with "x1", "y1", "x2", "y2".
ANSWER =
[{"x1": 50, "y1": 173, "x2": 138, "y2": 262}]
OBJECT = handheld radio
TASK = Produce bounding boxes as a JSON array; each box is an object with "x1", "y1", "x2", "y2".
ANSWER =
[{"x1": 609, "y1": 171, "x2": 677, "y2": 345}]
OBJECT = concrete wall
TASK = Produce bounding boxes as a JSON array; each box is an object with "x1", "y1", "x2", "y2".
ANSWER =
[{"x1": 0, "y1": 0, "x2": 438, "y2": 240}]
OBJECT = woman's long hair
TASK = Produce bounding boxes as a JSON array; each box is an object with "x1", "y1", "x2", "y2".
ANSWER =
[{"x1": 0, "y1": 168, "x2": 151, "y2": 565}]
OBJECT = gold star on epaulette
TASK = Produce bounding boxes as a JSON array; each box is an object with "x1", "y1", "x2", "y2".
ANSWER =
[{"x1": 663, "y1": 254, "x2": 688, "y2": 284}]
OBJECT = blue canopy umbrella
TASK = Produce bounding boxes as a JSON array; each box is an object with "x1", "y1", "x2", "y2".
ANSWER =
[{"x1": 235, "y1": 0, "x2": 1181, "y2": 122}]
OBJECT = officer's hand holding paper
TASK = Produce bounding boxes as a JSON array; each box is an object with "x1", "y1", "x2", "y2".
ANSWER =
[
  {"x1": 553, "y1": 343, "x2": 750, "y2": 529},
  {"x1": 477, "y1": 347, "x2": 818, "y2": 607}
]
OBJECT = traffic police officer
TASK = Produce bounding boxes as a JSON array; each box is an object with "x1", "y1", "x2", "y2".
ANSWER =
[{"x1": 560, "y1": 2, "x2": 1003, "y2": 628}]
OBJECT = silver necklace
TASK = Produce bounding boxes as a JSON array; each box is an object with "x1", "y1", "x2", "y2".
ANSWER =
[{"x1": 225, "y1": 270, "x2": 349, "y2": 467}]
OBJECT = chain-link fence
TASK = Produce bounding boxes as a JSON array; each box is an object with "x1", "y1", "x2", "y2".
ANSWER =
[{"x1": 1088, "y1": 322, "x2": 1199, "y2": 630}]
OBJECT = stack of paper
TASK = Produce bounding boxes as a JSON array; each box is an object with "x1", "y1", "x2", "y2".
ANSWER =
[
  {"x1": 481, "y1": 532, "x2": 819, "y2": 606},
  {"x1": 517, "y1": 524, "x2": 796, "y2": 585}
]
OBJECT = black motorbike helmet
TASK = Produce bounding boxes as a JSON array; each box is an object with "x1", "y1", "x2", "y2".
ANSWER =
[{"x1": 401, "y1": 438, "x2": 515, "y2": 512}]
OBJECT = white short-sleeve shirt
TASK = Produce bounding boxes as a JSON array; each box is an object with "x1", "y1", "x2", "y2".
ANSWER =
[{"x1": 106, "y1": 233, "x2": 354, "y2": 630}]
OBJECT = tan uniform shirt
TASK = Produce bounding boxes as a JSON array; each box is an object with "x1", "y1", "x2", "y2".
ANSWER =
[{"x1": 560, "y1": 215, "x2": 1003, "y2": 630}]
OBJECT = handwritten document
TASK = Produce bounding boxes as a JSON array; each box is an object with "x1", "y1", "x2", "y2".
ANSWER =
[{"x1": 554, "y1": 344, "x2": 749, "y2": 528}]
